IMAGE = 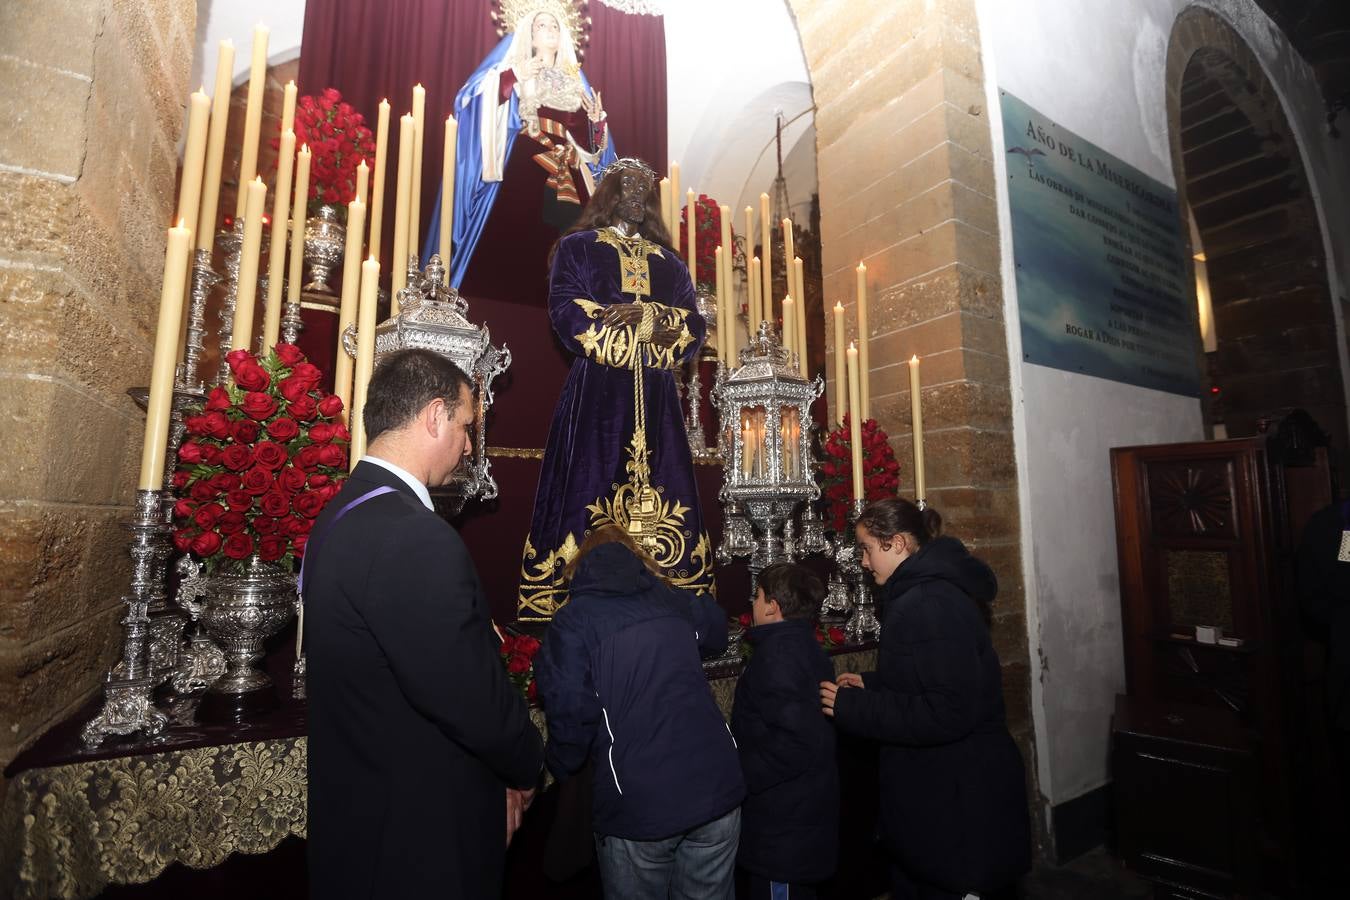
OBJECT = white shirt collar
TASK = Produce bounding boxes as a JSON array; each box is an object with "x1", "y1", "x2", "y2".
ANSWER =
[{"x1": 362, "y1": 456, "x2": 435, "y2": 511}]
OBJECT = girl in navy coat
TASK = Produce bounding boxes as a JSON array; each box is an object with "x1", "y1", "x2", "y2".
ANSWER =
[
  {"x1": 732, "y1": 562, "x2": 839, "y2": 899},
  {"x1": 820, "y1": 499, "x2": 1030, "y2": 899}
]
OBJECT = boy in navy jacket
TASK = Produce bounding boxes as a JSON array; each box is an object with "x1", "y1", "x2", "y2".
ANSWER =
[{"x1": 732, "y1": 563, "x2": 839, "y2": 899}]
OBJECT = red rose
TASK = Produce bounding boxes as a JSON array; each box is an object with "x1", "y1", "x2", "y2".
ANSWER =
[
  {"x1": 516, "y1": 635, "x2": 541, "y2": 656},
  {"x1": 308, "y1": 422, "x2": 335, "y2": 444},
  {"x1": 202, "y1": 411, "x2": 231, "y2": 439},
  {"x1": 234, "y1": 359, "x2": 270, "y2": 390},
  {"x1": 277, "y1": 467, "x2": 308, "y2": 494},
  {"x1": 242, "y1": 466, "x2": 274, "y2": 495},
  {"x1": 242, "y1": 391, "x2": 279, "y2": 421},
  {"x1": 309, "y1": 474, "x2": 330, "y2": 488},
  {"x1": 274, "y1": 343, "x2": 305, "y2": 367},
  {"x1": 259, "y1": 534, "x2": 289, "y2": 562},
  {"x1": 223, "y1": 532, "x2": 255, "y2": 560},
  {"x1": 212, "y1": 472, "x2": 242, "y2": 492},
  {"x1": 173, "y1": 529, "x2": 195, "y2": 553},
  {"x1": 198, "y1": 444, "x2": 221, "y2": 466},
  {"x1": 254, "y1": 440, "x2": 288, "y2": 471},
  {"x1": 295, "y1": 444, "x2": 323, "y2": 472},
  {"x1": 289, "y1": 395, "x2": 318, "y2": 421},
  {"x1": 333, "y1": 424, "x2": 351, "y2": 442},
  {"x1": 267, "y1": 417, "x2": 300, "y2": 442},
  {"x1": 500, "y1": 635, "x2": 517, "y2": 656},
  {"x1": 253, "y1": 515, "x2": 279, "y2": 535},
  {"x1": 217, "y1": 511, "x2": 247, "y2": 535},
  {"x1": 281, "y1": 515, "x2": 309, "y2": 536},
  {"x1": 226, "y1": 490, "x2": 254, "y2": 512},
  {"x1": 278, "y1": 376, "x2": 310, "y2": 403},
  {"x1": 221, "y1": 444, "x2": 253, "y2": 471},
  {"x1": 178, "y1": 441, "x2": 204, "y2": 464},
  {"x1": 290, "y1": 362, "x2": 323, "y2": 388},
  {"x1": 738, "y1": 612, "x2": 752, "y2": 629},
  {"x1": 293, "y1": 533, "x2": 309, "y2": 557},
  {"x1": 173, "y1": 498, "x2": 197, "y2": 520},
  {"x1": 191, "y1": 531, "x2": 222, "y2": 557},
  {"x1": 225, "y1": 349, "x2": 255, "y2": 372},
  {"x1": 320, "y1": 482, "x2": 343, "y2": 502},
  {"x1": 294, "y1": 491, "x2": 327, "y2": 519},
  {"x1": 190, "y1": 480, "x2": 216, "y2": 502},
  {"x1": 172, "y1": 470, "x2": 190, "y2": 489},
  {"x1": 184, "y1": 415, "x2": 209, "y2": 436},
  {"x1": 192, "y1": 503, "x2": 225, "y2": 530},
  {"x1": 318, "y1": 394, "x2": 344, "y2": 418},
  {"x1": 316, "y1": 444, "x2": 347, "y2": 469},
  {"x1": 260, "y1": 491, "x2": 292, "y2": 518},
  {"x1": 828, "y1": 626, "x2": 846, "y2": 645},
  {"x1": 205, "y1": 386, "x2": 231, "y2": 411},
  {"x1": 232, "y1": 420, "x2": 261, "y2": 444},
  {"x1": 507, "y1": 654, "x2": 531, "y2": 675}
]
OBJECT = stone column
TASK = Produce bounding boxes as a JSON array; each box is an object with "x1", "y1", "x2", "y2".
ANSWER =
[
  {"x1": 0, "y1": 0, "x2": 196, "y2": 785},
  {"x1": 791, "y1": 0, "x2": 1042, "y2": 848}
]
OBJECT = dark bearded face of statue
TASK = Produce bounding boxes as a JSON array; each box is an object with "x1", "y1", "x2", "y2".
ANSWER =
[{"x1": 614, "y1": 170, "x2": 652, "y2": 228}]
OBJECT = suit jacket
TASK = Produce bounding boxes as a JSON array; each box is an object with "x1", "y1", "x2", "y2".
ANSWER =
[{"x1": 306, "y1": 461, "x2": 543, "y2": 899}]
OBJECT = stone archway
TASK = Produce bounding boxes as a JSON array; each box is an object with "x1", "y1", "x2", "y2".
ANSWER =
[{"x1": 1166, "y1": 7, "x2": 1347, "y2": 470}]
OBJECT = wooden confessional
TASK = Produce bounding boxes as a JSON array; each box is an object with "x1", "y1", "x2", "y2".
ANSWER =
[{"x1": 1109, "y1": 415, "x2": 1334, "y2": 897}]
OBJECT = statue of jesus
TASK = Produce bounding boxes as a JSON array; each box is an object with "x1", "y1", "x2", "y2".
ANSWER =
[{"x1": 517, "y1": 158, "x2": 713, "y2": 620}]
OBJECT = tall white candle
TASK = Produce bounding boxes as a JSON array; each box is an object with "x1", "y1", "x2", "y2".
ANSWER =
[
  {"x1": 783, "y1": 294, "x2": 796, "y2": 371},
  {"x1": 847, "y1": 343, "x2": 865, "y2": 501},
  {"x1": 262, "y1": 128, "x2": 296, "y2": 352},
  {"x1": 910, "y1": 355, "x2": 926, "y2": 501},
  {"x1": 350, "y1": 256, "x2": 381, "y2": 464},
  {"x1": 782, "y1": 217, "x2": 795, "y2": 306},
  {"x1": 439, "y1": 114, "x2": 458, "y2": 280},
  {"x1": 409, "y1": 84, "x2": 426, "y2": 261},
  {"x1": 175, "y1": 87, "x2": 212, "y2": 366},
  {"x1": 760, "y1": 193, "x2": 772, "y2": 319},
  {"x1": 140, "y1": 223, "x2": 192, "y2": 489},
  {"x1": 334, "y1": 198, "x2": 367, "y2": 425},
  {"x1": 287, "y1": 145, "x2": 311, "y2": 308},
  {"x1": 231, "y1": 177, "x2": 268, "y2": 351},
  {"x1": 196, "y1": 41, "x2": 235, "y2": 250},
  {"x1": 749, "y1": 257, "x2": 762, "y2": 332},
  {"x1": 669, "y1": 162, "x2": 680, "y2": 240},
  {"x1": 391, "y1": 113, "x2": 415, "y2": 302},
  {"x1": 355, "y1": 158, "x2": 370, "y2": 206},
  {"x1": 857, "y1": 261, "x2": 871, "y2": 421},
  {"x1": 280, "y1": 80, "x2": 297, "y2": 133},
  {"x1": 235, "y1": 23, "x2": 270, "y2": 219},
  {"x1": 714, "y1": 246, "x2": 726, "y2": 363},
  {"x1": 368, "y1": 100, "x2": 391, "y2": 268},
  {"x1": 833, "y1": 302, "x2": 847, "y2": 425},
  {"x1": 793, "y1": 256, "x2": 807, "y2": 376},
  {"x1": 685, "y1": 189, "x2": 696, "y2": 284}
]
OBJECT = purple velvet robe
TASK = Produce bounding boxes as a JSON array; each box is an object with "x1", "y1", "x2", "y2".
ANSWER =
[{"x1": 517, "y1": 228, "x2": 712, "y2": 620}]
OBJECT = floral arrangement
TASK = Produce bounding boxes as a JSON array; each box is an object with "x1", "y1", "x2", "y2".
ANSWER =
[
  {"x1": 820, "y1": 415, "x2": 902, "y2": 532},
  {"x1": 286, "y1": 88, "x2": 377, "y2": 210},
  {"x1": 499, "y1": 632, "x2": 542, "y2": 702},
  {"x1": 678, "y1": 194, "x2": 734, "y2": 291},
  {"x1": 171, "y1": 345, "x2": 349, "y2": 571},
  {"x1": 736, "y1": 612, "x2": 847, "y2": 657}
]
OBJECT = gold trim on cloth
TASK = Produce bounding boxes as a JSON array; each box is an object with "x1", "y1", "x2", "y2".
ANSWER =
[
  {"x1": 571, "y1": 299, "x2": 693, "y2": 370},
  {"x1": 593, "y1": 228, "x2": 663, "y2": 297},
  {"x1": 517, "y1": 533, "x2": 581, "y2": 621}
]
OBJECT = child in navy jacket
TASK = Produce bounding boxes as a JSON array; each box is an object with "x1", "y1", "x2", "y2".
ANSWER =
[{"x1": 731, "y1": 563, "x2": 839, "y2": 899}]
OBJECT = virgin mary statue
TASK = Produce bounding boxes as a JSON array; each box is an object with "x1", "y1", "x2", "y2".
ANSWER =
[{"x1": 423, "y1": 1, "x2": 618, "y2": 291}]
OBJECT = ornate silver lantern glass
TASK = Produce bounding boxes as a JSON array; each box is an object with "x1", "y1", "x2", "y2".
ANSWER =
[
  {"x1": 346, "y1": 255, "x2": 510, "y2": 516},
  {"x1": 712, "y1": 322, "x2": 822, "y2": 598}
]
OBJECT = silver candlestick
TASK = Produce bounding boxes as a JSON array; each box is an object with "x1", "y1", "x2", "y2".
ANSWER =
[
  {"x1": 82, "y1": 490, "x2": 173, "y2": 746},
  {"x1": 281, "y1": 288, "x2": 304, "y2": 345},
  {"x1": 185, "y1": 248, "x2": 220, "y2": 386},
  {"x1": 844, "y1": 498, "x2": 881, "y2": 642},
  {"x1": 216, "y1": 221, "x2": 245, "y2": 384}
]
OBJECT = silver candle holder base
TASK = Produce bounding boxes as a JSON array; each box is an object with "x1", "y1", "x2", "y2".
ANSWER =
[
  {"x1": 842, "y1": 498, "x2": 881, "y2": 643},
  {"x1": 82, "y1": 489, "x2": 174, "y2": 747}
]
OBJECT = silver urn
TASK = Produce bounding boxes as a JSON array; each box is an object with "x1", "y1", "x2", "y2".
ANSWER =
[
  {"x1": 178, "y1": 556, "x2": 297, "y2": 694},
  {"x1": 303, "y1": 204, "x2": 346, "y2": 293}
]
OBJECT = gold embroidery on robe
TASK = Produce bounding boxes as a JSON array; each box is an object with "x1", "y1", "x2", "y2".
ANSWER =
[
  {"x1": 517, "y1": 533, "x2": 582, "y2": 621},
  {"x1": 571, "y1": 298, "x2": 694, "y2": 370}
]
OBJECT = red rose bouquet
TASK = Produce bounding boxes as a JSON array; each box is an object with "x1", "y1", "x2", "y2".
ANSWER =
[
  {"x1": 171, "y1": 344, "x2": 349, "y2": 571},
  {"x1": 678, "y1": 194, "x2": 736, "y2": 291},
  {"x1": 285, "y1": 88, "x2": 376, "y2": 212},
  {"x1": 820, "y1": 415, "x2": 901, "y2": 532},
  {"x1": 499, "y1": 632, "x2": 542, "y2": 702}
]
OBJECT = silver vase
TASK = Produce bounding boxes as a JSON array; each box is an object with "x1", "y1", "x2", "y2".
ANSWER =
[
  {"x1": 303, "y1": 204, "x2": 345, "y2": 294},
  {"x1": 179, "y1": 556, "x2": 296, "y2": 695}
]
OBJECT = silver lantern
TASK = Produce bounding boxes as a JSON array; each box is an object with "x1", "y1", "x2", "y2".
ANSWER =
[
  {"x1": 345, "y1": 255, "x2": 510, "y2": 516},
  {"x1": 712, "y1": 321, "x2": 822, "y2": 599}
]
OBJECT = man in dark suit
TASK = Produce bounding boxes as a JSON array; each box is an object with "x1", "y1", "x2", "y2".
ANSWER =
[{"x1": 306, "y1": 348, "x2": 544, "y2": 898}]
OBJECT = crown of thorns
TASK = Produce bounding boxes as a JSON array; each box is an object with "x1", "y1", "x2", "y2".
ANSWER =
[{"x1": 599, "y1": 157, "x2": 658, "y2": 184}]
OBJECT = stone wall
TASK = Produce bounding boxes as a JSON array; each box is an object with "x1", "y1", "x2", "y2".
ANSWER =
[
  {"x1": 789, "y1": 0, "x2": 1042, "y2": 850},
  {"x1": 0, "y1": 0, "x2": 196, "y2": 786}
]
